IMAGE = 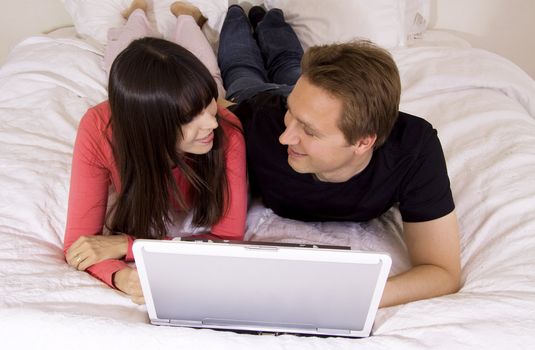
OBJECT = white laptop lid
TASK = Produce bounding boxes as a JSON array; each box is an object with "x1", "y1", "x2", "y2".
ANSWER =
[{"x1": 133, "y1": 239, "x2": 391, "y2": 338}]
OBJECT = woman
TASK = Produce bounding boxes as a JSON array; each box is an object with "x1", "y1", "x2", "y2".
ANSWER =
[{"x1": 64, "y1": 1, "x2": 247, "y2": 304}]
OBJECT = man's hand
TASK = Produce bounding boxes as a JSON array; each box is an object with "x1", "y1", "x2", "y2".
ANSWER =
[
  {"x1": 113, "y1": 267, "x2": 145, "y2": 304},
  {"x1": 66, "y1": 234, "x2": 128, "y2": 271}
]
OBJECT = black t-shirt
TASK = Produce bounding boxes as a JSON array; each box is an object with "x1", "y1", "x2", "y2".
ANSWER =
[{"x1": 229, "y1": 92, "x2": 455, "y2": 223}]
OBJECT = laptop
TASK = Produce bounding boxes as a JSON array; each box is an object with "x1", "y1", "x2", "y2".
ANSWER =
[{"x1": 133, "y1": 239, "x2": 391, "y2": 338}]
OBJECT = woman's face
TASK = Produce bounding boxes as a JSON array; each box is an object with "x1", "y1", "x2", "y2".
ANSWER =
[{"x1": 177, "y1": 99, "x2": 218, "y2": 154}]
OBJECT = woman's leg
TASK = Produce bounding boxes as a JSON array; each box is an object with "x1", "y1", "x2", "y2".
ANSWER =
[
  {"x1": 170, "y1": 5, "x2": 225, "y2": 99},
  {"x1": 218, "y1": 5, "x2": 284, "y2": 103},
  {"x1": 256, "y1": 8, "x2": 303, "y2": 86},
  {"x1": 103, "y1": 7, "x2": 159, "y2": 76}
]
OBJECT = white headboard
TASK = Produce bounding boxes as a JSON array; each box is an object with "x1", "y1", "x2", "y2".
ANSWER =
[
  {"x1": 0, "y1": 0, "x2": 71, "y2": 63},
  {"x1": 1, "y1": 0, "x2": 534, "y2": 79},
  {"x1": 430, "y1": 0, "x2": 535, "y2": 79}
]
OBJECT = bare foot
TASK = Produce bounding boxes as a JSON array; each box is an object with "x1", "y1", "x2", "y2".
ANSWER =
[
  {"x1": 122, "y1": 0, "x2": 148, "y2": 19},
  {"x1": 170, "y1": 1, "x2": 207, "y2": 27}
]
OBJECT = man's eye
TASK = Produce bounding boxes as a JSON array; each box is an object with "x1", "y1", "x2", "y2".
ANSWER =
[{"x1": 304, "y1": 128, "x2": 314, "y2": 137}]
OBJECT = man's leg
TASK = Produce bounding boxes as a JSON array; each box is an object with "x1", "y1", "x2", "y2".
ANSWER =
[
  {"x1": 218, "y1": 5, "x2": 282, "y2": 103},
  {"x1": 256, "y1": 8, "x2": 303, "y2": 86}
]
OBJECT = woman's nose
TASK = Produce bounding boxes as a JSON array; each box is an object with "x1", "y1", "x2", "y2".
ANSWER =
[{"x1": 202, "y1": 112, "x2": 218, "y2": 129}]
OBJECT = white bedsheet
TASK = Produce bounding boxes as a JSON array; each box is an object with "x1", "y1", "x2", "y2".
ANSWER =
[{"x1": 1, "y1": 31, "x2": 535, "y2": 349}]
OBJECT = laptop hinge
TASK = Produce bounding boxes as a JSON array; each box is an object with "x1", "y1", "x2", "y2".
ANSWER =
[
  {"x1": 170, "y1": 319, "x2": 203, "y2": 326},
  {"x1": 316, "y1": 328, "x2": 352, "y2": 335},
  {"x1": 202, "y1": 318, "x2": 318, "y2": 330}
]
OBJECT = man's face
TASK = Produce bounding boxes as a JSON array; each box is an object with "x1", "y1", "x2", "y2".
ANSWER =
[{"x1": 279, "y1": 77, "x2": 366, "y2": 182}]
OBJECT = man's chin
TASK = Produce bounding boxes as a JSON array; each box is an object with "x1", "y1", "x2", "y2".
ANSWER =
[{"x1": 287, "y1": 157, "x2": 310, "y2": 174}]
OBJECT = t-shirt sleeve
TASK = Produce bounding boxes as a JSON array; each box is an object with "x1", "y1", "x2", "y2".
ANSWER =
[
  {"x1": 399, "y1": 129, "x2": 455, "y2": 222},
  {"x1": 228, "y1": 98, "x2": 254, "y2": 131},
  {"x1": 209, "y1": 108, "x2": 248, "y2": 240},
  {"x1": 228, "y1": 92, "x2": 284, "y2": 133},
  {"x1": 63, "y1": 107, "x2": 129, "y2": 287}
]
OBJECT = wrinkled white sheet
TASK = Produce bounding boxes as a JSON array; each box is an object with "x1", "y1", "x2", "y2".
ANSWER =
[{"x1": 1, "y1": 30, "x2": 535, "y2": 350}]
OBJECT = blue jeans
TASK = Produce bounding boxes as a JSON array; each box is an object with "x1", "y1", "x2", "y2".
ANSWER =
[{"x1": 218, "y1": 6, "x2": 304, "y2": 103}]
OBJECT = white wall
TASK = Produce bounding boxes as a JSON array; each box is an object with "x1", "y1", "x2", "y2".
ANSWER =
[
  {"x1": 1, "y1": 0, "x2": 534, "y2": 79},
  {"x1": 0, "y1": 0, "x2": 71, "y2": 64},
  {"x1": 430, "y1": 0, "x2": 535, "y2": 79}
]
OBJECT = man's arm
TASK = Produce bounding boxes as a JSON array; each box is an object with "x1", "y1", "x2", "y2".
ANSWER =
[{"x1": 379, "y1": 210, "x2": 461, "y2": 308}]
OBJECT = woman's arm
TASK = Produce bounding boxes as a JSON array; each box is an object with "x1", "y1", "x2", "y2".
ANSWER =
[
  {"x1": 64, "y1": 106, "x2": 131, "y2": 287},
  {"x1": 207, "y1": 108, "x2": 248, "y2": 240},
  {"x1": 66, "y1": 234, "x2": 129, "y2": 270},
  {"x1": 113, "y1": 267, "x2": 145, "y2": 304}
]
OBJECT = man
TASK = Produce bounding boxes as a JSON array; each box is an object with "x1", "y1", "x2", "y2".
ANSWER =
[{"x1": 218, "y1": 5, "x2": 460, "y2": 308}]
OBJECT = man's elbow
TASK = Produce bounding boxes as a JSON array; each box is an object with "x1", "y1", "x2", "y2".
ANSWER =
[{"x1": 444, "y1": 266, "x2": 462, "y2": 295}]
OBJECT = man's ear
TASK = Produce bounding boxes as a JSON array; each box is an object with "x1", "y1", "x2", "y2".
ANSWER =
[{"x1": 353, "y1": 134, "x2": 377, "y2": 155}]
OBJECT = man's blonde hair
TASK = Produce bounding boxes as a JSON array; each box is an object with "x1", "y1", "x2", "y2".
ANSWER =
[{"x1": 301, "y1": 41, "x2": 401, "y2": 147}]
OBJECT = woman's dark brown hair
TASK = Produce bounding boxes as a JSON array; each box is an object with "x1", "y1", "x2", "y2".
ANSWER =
[{"x1": 107, "y1": 37, "x2": 228, "y2": 239}]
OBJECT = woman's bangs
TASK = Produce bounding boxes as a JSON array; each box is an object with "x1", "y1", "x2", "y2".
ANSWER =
[{"x1": 172, "y1": 64, "x2": 218, "y2": 123}]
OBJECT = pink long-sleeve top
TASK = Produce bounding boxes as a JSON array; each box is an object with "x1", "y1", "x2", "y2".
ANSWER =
[{"x1": 64, "y1": 101, "x2": 247, "y2": 287}]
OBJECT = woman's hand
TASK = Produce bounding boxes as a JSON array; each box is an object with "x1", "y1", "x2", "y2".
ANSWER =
[
  {"x1": 113, "y1": 267, "x2": 145, "y2": 304},
  {"x1": 66, "y1": 234, "x2": 129, "y2": 271}
]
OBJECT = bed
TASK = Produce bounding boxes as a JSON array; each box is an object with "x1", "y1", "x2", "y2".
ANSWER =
[{"x1": 1, "y1": 0, "x2": 535, "y2": 349}]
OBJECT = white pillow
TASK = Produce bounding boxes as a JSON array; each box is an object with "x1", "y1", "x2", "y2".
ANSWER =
[
  {"x1": 62, "y1": 0, "x2": 227, "y2": 47},
  {"x1": 404, "y1": 0, "x2": 431, "y2": 40},
  {"x1": 63, "y1": 0, "x2": 132, "y2": 45},
  {"x1": 264, "y1": 0, "x2": 430, "y2": 49},
  {"x1": 153, "y1": 0, "x2": 227, "y2": 48}
]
